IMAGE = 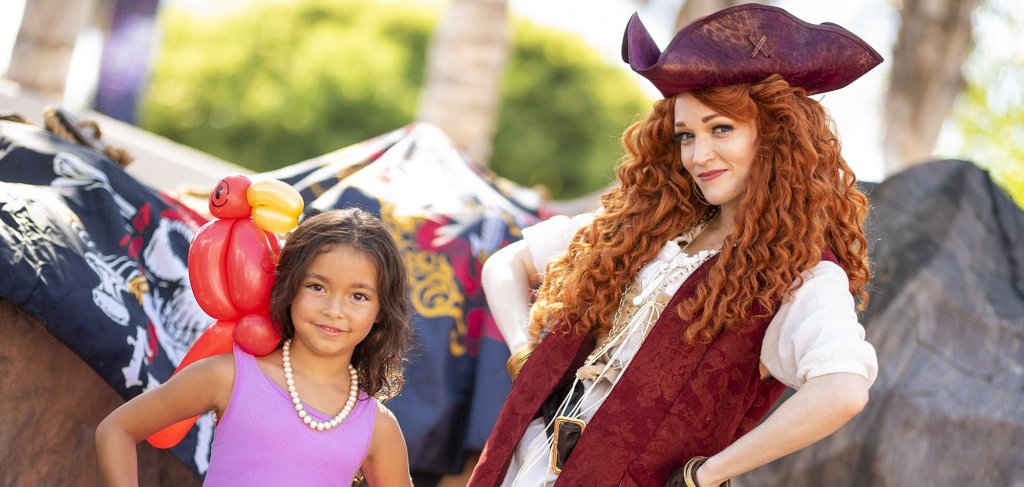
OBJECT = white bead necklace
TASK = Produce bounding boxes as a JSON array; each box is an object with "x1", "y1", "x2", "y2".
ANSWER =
[{"x1": 282, "y1": 339, "x2": 359, "y2": 431}]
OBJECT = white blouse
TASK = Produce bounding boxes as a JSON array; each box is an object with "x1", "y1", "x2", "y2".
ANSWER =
[
  {"x1": 521, "y1": 212, "x2": 877, "y2": 389},
  {"x1": 499, "y1": 213, "x2": 877, "y2": 486}
]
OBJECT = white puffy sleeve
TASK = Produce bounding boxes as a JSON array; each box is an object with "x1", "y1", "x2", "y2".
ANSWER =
[
  {"x1": 760, "y1": 261, "x2": 878, "y2": 390},
  {"x1": 520, "y1": 213, "x2": 596, "y2": 279}
]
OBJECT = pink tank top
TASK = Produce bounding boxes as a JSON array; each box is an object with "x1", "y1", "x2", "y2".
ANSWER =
[{"x1": 203, "y1": 344, "x2": 377, "y2": 486}]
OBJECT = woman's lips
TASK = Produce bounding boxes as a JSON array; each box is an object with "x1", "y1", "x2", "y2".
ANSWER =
[{"x1": 698, "y1": 169, "x2": 726, "y2": 181}]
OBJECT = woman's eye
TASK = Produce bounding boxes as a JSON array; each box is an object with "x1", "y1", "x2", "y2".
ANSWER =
[
  {"x1": 306, "y1": 283, "x2": 325, "y2": 292},
  {"x1": 353, "y1": 293, "x2": 369, "y2": 301},
  {"x1": 712, "y1": 125, "x2": 734, "y2": 135},
  {"x1": 673, "y1": 132, "x2": 693, "y2": 142}
]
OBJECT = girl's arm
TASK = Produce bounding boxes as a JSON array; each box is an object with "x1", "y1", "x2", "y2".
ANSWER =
[
  {"x1": 95, "y1": 354, "x2": 234, "y2": 487},
  {"x1": 481, "y1": 240, "x2": 539, "y2": 354},
  {"x1": 696, "y1": 372, "x2": 869, "y2": 486},
  {"x1": 360, "y1": 403, "x2": 412, "y2": 487}
]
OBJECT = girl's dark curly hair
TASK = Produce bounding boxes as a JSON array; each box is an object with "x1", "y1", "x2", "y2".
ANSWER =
[
  {"x1": 270, "y1": 208, "x2": 412, "y2": 400},
  {"x1": 530, "y1": 74, "x2": 870, "y2": 343}
]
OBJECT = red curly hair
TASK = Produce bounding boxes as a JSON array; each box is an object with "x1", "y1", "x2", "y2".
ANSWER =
[{"x1": 530, "y1": 74, "x2": 870, "y2": 343}]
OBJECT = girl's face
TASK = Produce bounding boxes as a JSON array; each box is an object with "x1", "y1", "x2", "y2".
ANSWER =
[
  {"x1": 674, "y1": 93, "x2": 758, "y2": 211},
  {"x1": 289, "y1": 244, "x2": 380, "y2": 360}
]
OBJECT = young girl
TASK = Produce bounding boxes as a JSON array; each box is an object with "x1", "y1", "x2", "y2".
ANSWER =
[{"x1": 96, "y1": 208, "x2": 414, "y2": 486}]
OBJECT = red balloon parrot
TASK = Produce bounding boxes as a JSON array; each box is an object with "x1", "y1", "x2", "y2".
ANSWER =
[{"x1": 147, "y1": 175, "x2": 303, "y2": 448}]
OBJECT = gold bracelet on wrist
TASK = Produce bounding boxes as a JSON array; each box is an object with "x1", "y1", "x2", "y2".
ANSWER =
[
  {"x1": 683, "y1": 456, "x2": 731, "y2": 487},
  {"x1": 683, "y1": 456, "x2": 706, "y2": 487},
  {"x1": 505, "y1": 344, "x2": 536, "y2": 379}
]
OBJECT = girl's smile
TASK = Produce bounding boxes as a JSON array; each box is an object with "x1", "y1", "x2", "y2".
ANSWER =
[{"x1": 315, "y1": 324, "x2": 347, "y2": 336}]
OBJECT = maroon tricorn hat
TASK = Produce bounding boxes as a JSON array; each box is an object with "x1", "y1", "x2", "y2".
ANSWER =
[{"x1": 622, "y1": 4, "x2": 883, "y2": 97}]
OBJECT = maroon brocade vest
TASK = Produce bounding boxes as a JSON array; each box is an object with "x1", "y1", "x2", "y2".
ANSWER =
[{"x1": 470, "y1": 253, "x2": 839, "y2": 486}]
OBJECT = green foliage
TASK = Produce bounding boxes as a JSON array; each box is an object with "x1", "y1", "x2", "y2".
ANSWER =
[
  {"x1": 956, "y1": 83, "x2": 1024, "y2": 207},
  {"x1": 952, "y1": 0, "x2": 1024, "y2": 208},
  {"x1": 140, "y1": 0, "x2": 653, "y2": 198},
  {"x1": 141, "y1": 1, "x2": 435, "y2": 172},
  {"x1": 492, "y1": 21, "x2": 652, "y2": 198}
]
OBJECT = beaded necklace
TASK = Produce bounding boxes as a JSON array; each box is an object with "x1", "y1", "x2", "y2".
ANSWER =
[{"x1": 282, "y1": 339, "x2": 360, "y2": 431}]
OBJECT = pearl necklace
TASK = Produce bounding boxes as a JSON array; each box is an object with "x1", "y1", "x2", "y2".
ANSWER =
[{"x1": 282, "y1": 339, "x2": 359, "y2": 431}]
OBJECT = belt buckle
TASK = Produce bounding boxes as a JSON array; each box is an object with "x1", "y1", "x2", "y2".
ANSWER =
[{"x1": 550, "y1": 416, "x2": 586, "y2": 474}]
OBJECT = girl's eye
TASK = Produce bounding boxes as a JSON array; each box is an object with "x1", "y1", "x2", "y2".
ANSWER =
[
  {"x1": 712, "y1": 125, "x2": 734, "y2": 135},
  {"x1": 306, "y1": 283, "x2": 325, "y2": 292},
  {"x1": 353, "y1": 293, "x2": 369, "y2": 301},
  {"x1": 673, "y1": 132, "x2": 693, "y2": 142}
]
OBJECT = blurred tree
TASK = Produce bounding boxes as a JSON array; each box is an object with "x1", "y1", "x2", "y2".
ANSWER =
[
  {"x1": 5, "y1": 0, "x2": 95, "y2": 101},
  {"x1": 952, "y1": 0, "x2": 1024, "y2": 207},
  {"x1": 140, "y1": 0, "x2": 651, "y2": 199},
  {"x1": 884, "y1": 0, "x2": 979, "y2": 173},
  {"x1": 416, "y1": 0, "x2": 509, "y2": 166},
  {"x1": 141, "y1": 0, "x2": 436, "y2": 172},
  {"x1": 490, "y1": 20, "x2": 651, "y2": 198},
  {"x1": 673, "y1": 0, "x2": 763, "y2": 32}
]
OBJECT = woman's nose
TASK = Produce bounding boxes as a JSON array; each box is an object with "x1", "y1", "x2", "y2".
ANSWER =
[{"x1": 693, "y1": 139, "x2": 715, "y2": 164}]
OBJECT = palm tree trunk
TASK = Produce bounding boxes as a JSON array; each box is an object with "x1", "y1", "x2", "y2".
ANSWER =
[
  {"x1": 416, "y1": 0, "x2": 510, "y2": 166},
  {"x1": 5, "y1": 0, "x2": 95, "y2": 102},
  {"x1": 883, "y1": 0, "x2": 978, "y2": 173}
]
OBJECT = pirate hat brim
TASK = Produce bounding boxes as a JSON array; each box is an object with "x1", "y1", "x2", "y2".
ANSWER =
[{"x1": 622, "y1": 4, "x2": 883, "y2": 97}]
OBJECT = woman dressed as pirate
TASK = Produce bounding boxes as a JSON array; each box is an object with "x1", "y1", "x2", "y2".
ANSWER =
[{"x1": 470, "y1": 4, "x2": 881, "y2": 486}]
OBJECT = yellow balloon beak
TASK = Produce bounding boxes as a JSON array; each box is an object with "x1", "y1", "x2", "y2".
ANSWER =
[{"x1": 247, "y1": 180, "x2": 303, "y2": 233}]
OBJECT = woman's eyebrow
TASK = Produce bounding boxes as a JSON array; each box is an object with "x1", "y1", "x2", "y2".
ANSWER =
[{"x1": 674, "y1": 113, "x2": 723, "y2": 127}]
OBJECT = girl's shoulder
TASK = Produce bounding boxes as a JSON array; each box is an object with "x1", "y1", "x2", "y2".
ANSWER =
[
  {"x1": 166, "y1": 351, "x2": 236, "y2": 414},
  {"x1": 185, "y1": 351, "x2": 236, "y2": 381},
  {"x1": 371, "y1": 398, "x2": 394, "y2": 419},
  {"x1": 360, "y1": 399, "x2": 412, "y2": 485},
  {"x1": 368, "y1": 399, "x2": 402, "y2": 443},
  {"x1": 365, "y1": 400, "x2": 408, "y2": 460}
]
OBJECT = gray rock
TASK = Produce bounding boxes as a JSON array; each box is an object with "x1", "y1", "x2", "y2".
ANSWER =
[{"x1": 737, "y1": 160, "x2": 1024, "y2": 486}]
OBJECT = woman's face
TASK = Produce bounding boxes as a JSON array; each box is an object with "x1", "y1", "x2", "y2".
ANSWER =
[{"x1": 674, "y1": 93, "x2": 758, "y2": 211}]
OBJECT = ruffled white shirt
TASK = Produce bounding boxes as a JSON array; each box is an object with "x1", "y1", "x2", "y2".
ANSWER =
[{"x1": 500, "y1": 213, "x2": 877, "y2": 486}]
